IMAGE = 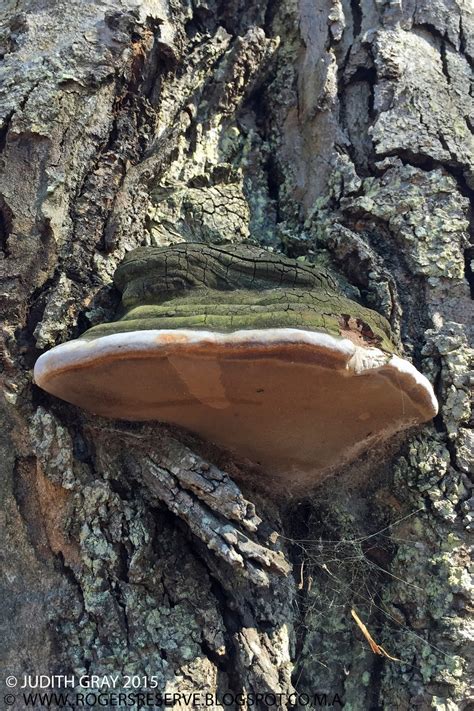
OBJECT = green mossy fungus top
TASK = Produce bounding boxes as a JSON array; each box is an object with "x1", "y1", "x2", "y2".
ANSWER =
[{"x1": 85, "y1": 243, "x2": 398, "y2": 354}]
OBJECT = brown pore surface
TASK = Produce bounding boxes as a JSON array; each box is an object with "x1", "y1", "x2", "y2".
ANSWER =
[{"x1": 38, "y1": 342, "x2": 431, "y2": 485}]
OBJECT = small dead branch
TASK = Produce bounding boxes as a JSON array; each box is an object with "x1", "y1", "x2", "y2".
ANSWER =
[{"x1": 351, "y1": 608, "x2": 400, "y2": 661}]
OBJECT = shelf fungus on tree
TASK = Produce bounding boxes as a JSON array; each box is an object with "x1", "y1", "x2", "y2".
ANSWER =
[{"x1": 34, "y1": 243, "x2": 438, "y2": 484}]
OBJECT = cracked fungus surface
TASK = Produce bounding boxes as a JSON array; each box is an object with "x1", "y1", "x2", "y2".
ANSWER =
[{"x1": 34, "y1": 244, "x2": 438, "y2": 484}]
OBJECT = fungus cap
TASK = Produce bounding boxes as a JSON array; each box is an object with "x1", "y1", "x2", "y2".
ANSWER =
[{"x1": 34, "y1": 245, "x2": 438, "y2": 484}]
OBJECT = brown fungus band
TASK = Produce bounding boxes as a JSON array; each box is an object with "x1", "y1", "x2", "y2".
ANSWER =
[{"x1": 34, "y1": 243, "x2": 438, "y2": 484}]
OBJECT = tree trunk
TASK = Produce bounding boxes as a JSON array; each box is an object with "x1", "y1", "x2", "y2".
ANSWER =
[{"x1": 1, "y1": 0, "x2": 472, "y2": 709}]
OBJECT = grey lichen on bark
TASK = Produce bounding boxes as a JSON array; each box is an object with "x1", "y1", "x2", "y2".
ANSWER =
[
  {"x1": 0, "y1": 0, "x2": 472, "y2": 709},
  {"x1": 25, "y1": 400, "x2": 295, "y2": 696}
]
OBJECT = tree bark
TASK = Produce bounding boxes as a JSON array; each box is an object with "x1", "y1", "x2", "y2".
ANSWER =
[{"x1": 1, "y1": 0, "x2": 472, "y2": 709}]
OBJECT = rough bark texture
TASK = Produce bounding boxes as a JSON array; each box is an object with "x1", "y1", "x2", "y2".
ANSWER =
[{"x1": 0, "y1": 0, "x2": 472, "y2": 709}]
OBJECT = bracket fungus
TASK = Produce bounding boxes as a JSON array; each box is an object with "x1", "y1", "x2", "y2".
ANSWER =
[{"x1": 34, "y1": 244, "x2": 438, "y2": 484}]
